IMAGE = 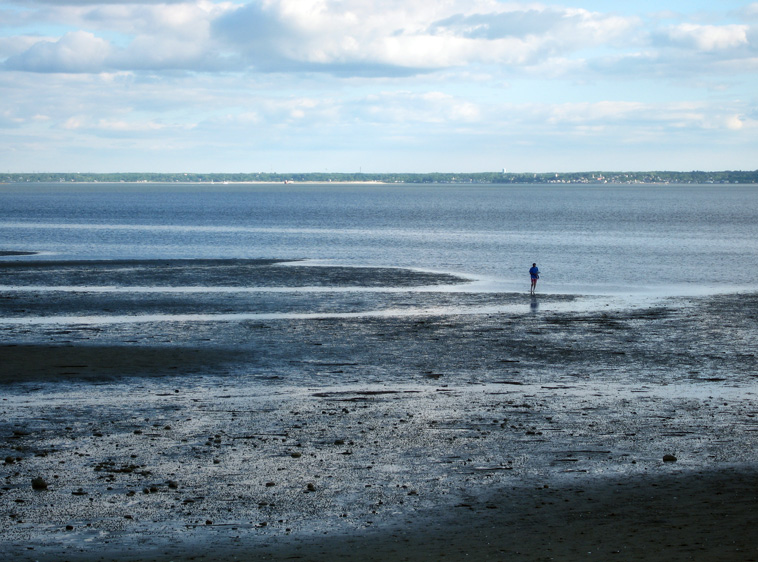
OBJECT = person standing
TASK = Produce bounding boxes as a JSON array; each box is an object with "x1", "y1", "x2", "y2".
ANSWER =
[{"x1": 529, "y1": 263, "x2": 540, "y2": 295}]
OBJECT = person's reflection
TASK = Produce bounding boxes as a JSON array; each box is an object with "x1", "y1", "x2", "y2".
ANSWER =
[{"x1": 530, "y1": 295, "x2": 539, "y2": 313}]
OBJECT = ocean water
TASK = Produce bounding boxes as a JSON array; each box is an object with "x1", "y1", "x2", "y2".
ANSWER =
[{"x1": 1, "y1": 182, "x2": 757, "y2": 297}]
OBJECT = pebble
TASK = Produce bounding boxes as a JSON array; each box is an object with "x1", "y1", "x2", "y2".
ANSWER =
[
  {"x1": 31, "y1": 477, "x2": 48, "y2": 490},
  {"x1": 663, "y1": 454, "x2": 678, "y2": 462}
]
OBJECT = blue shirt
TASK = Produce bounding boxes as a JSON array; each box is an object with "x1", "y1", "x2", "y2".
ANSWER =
[{"x1": 529, "y1": 266, "x2": 539, "y2": 279}]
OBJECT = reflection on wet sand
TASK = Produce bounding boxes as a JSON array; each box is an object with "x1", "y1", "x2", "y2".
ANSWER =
[{"x1": 1, "y1": 260, "x2": 757, "y2": 561}]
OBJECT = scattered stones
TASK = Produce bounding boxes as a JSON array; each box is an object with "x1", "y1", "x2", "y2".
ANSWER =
[{"x1": 31, "y1": 477, "x2": 48, "y2": 490}]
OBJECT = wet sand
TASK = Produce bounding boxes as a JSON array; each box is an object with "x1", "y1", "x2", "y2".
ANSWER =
[{"x1": 1, "y1": 259, "x2": 757, "y2": 561}]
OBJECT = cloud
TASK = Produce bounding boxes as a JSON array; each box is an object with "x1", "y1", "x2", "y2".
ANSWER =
[
  {"x1": 1, "y1": 1, "x2": 757, "y2": 173},
  {"x1": 4, "y1": 31, "x2": 113, "y2": 72},
  {"x1": 21, "y1": 0, "x2": 190, "y2": 4},
  {"x1": 739, "y1": 3, "x2": 758, "y2": 19},
  {"x1": 210, "y1": 2, "x2": 641, "y2": 74},
  {"x1": 532, "y1": 100, "x2": 756, "y2": 137},
  {"x1": 2, "y1": 0, "x2": 756, "y2": 81},
  {"x1": 662, "y1": 23, "x2": 749, "y2": 51},
  {"x1": 0, "y1": 35, "x2": 49, "y2": 59},
  {"x1": 2, "y1": 1, "x2": 236, "y2": 72}
]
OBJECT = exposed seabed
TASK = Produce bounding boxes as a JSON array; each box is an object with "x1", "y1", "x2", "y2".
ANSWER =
[{"x1": 1, "y1": 259, "x2": 757, "y2": 561}]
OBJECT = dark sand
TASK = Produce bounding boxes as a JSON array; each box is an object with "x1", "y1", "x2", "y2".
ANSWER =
[{"x1": 1, "y1": 259, "x2": 757, "y2": 561}]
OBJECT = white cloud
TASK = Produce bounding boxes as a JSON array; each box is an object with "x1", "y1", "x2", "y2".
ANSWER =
[
  {"x1": 739, "y1": 3, "x2": 758, "y2": 19},
  {"x1": 2, "y1": 0, "x2": 756, "y2": 81},
  {"x1": 0, "y1": 35, "x2": 51, "y2": 59},
  {"x1": 725, "y1": 114, "x2": 744, "y2": 130},
  {"x1": 5, "y1": 31, "x2": 112, "y2": 72},
  {"x1": 664, "y1": 23, "x2": 749, "y2": 51},
  {"x1": 210, "y1": 2, "x2": 642, "y2": 74},
  {"x1": 0, "y1": 1, "x2": 757, "y2": 173},
  {"x1": 2, "y1": 1, "x2": 237, "y2": 72}
]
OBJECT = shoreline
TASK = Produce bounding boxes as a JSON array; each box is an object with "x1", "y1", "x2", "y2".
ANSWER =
[{"x1": 1, "y1": 260, "x2": 757, "y2": 561}]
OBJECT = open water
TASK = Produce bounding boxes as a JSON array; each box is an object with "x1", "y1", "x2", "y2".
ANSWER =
[{"x1": 2, "y1": 182, "x2": 757, "y2": 297}]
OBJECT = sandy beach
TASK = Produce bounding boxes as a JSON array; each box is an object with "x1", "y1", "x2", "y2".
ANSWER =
[{"x1": 1, "y1": 259, "x2": 757, "y2": 561}]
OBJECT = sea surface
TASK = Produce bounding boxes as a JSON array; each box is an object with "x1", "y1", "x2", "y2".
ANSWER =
[{"x1": 2, "y1": 182, "x2": 758, "y2": 298}]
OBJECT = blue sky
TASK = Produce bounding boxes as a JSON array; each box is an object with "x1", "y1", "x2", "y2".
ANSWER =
[{"x1": 1, "y1": 1, "x2": 757, "y2": 173}]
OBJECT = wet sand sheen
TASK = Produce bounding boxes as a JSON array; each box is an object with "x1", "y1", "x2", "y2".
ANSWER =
[{"x1": 0, "y1": 259, "x2": 757, "y2": 561}]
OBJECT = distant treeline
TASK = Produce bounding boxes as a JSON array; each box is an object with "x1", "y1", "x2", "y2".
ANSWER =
[{"x1": 2, "y1": 170, "x2": 758, "y2": 184}]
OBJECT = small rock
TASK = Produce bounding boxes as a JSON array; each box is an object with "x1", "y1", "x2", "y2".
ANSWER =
[
  {"x1": 663, "y1": 454, "x2": 677, "y2": 462},
  {"x1": 167, "y1": 480, "x2": 179, "y2": 489},
  {"x1": 205, "y1": 520, "x2": 213, "y2": 525},
  {"x1": 306, "y1": 483, "x2": 316, "y2": 492},
  {"x1": 31, "y1": 477, "x2": 48, "y2": 491},
  {"x1": 265, "y1": 482, "x2": 276, "y2": 487},
  {"x1": 290, "y1": 452, "x2": 302, "y2": 459}
]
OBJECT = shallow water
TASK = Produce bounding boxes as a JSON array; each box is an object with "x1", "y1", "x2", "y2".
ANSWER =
[{"x1": 2, "y1": 183, "x2": 757, "y2": 296}]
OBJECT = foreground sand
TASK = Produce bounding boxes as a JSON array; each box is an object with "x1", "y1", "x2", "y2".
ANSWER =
[{"x1": 1, "y1": 259, "x2": 757, "y2": 561}]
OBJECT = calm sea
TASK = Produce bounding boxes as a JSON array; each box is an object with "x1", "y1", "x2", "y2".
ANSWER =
[{"x1": 2, "y1": 182, "x2": 757, "y2": 297}]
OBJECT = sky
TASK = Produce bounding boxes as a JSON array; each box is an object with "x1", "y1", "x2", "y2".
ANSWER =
[{"x1": 1, "y1": 1, "x2": 757, "y2": 173}]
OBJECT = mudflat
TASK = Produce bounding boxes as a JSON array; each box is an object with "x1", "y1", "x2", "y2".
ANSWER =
[{"x1": 1, "y1": 260, "x2": 756, "y2": 561}]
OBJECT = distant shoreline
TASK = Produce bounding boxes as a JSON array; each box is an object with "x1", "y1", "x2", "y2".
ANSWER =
[{"x1": 2, "y1": 170, "x2": 757, "y2": 185}]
